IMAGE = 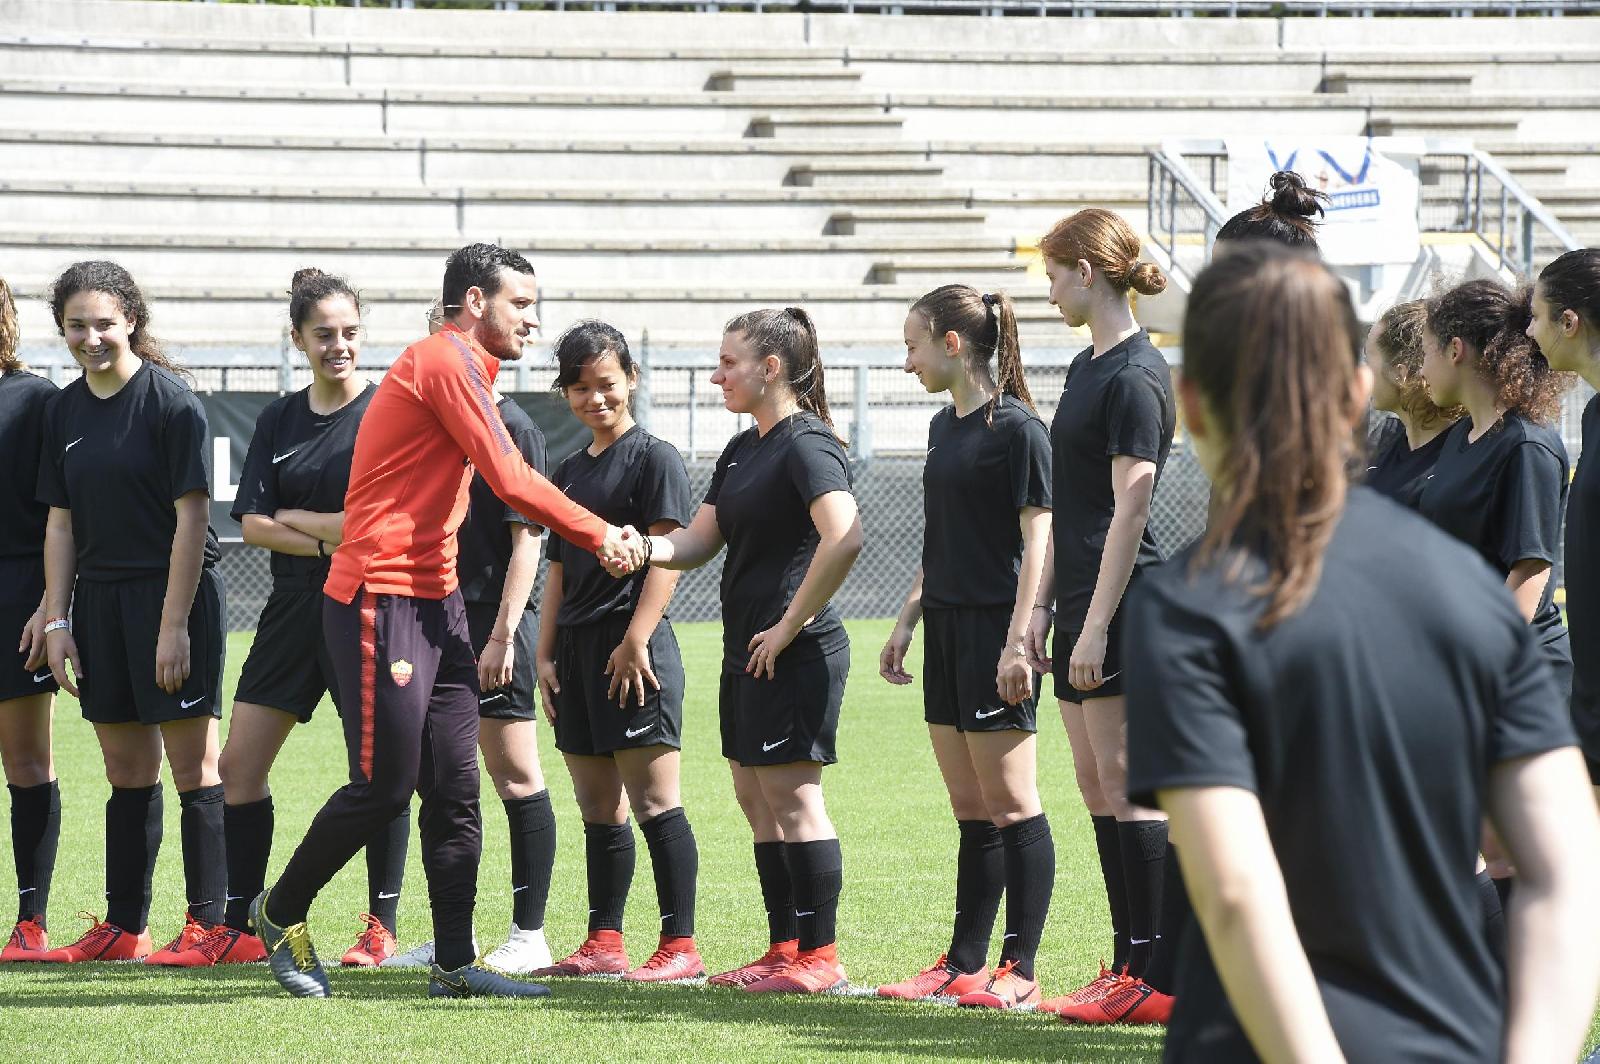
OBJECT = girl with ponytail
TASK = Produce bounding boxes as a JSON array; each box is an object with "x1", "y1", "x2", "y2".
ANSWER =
[
  {"x1": 1363, "y1": 299, "x2": 1465, "y2": 509},
  {"x1": 875, "y1": 284, "x2": 1053, "y2": 1007},
  {"x1": 1022, "y1": 209, "x2": 1179, "y2": 1021},
  {"x1": 1216, "y1": 170, "x2": 1328, "y2": 252},
  {"x1": 641, "y1": 307, "x2": 863, "y2": 994},
  {"x1": 1123, "y1": 239, "x2": 1600, "y2": 1064},
  {"x1": 1527, "y1": 247, "x2": 1600, "y2": 793},
  {"x1": 0, "y1": 276, "x2": 64, "y2": 962}
]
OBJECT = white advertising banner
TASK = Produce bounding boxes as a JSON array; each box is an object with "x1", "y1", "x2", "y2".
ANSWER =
[{"x1": 1225, "y1": 137, "x2": 1422, "y2": 266}]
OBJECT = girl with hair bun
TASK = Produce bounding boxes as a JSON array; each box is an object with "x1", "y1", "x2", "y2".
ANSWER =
[
  {"x1": 173, "y1": 268, "x2": 399, "y2": 969},
  {"x1": 1364, "y1": 299, "x2": 1466, "y2": 509},
  {"x1": 1527, "y1": 247, "x2": 1600, "y2": 792},
  {"x1": 1125, "y1": 238, "x2": 1600, "y2": 1064},
  {"x1": 643, "y1": 307, "x2": 863, "y2": 995},
  {"x1": 1022, "y1": 209, "x2": 1180, "y2": 1023},
  {"x1": 0, "y1": 277, "x2": 63, "y2": 963},
  {"x1": 1217, "y1": 171, "x2": 1327, "y2": 252},
  {"x1": 876, "y1": 285, "x2": 1053, "y2": 1008},
  {"x1": 525, "y1": 321, "x2": 701, "y2": 983},
  {"x1": 35, "y1": 261, "x2": 227, "y2": 965}
]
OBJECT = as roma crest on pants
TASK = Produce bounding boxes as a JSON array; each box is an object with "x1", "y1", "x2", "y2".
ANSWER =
[{"x1": 390, "y1": 659, "x2": 415, "y2": 688}]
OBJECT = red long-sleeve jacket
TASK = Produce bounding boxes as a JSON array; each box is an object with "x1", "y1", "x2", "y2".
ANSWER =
[{"x1": 325, "y1": 324, "x2": 606, "y2": 603}]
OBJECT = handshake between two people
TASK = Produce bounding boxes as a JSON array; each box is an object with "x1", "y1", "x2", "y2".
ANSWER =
[{"x1": 597, "y1": 524, "x2": 652, "y2": 578}]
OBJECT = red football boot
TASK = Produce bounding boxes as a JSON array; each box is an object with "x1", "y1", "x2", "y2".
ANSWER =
[
  {"x1": 877, "y1": 954, "x2": 989, "y2": 1001},
  {"x1": 706, "y1": 939, "x2": 799, "y2": 989},
  {"x1": 0, "y1": 918, "x2": 47, "y2": 961},
  {"x1": 37, "y1": 913, "x2": 152, "y2": 963},
  {"x1": 743, "y1": 943, "x2": 848, "y2": 995},
  {"x1": 955, "y1": 959, "x2": 1041, "y2": 1009},
  {"x1": 1058, "y1": 974, "x2": 1174, "y2": 1025},
  {"x1": 532, "y1": 929, "x2": 629, "y2": 977},
  {"x1": 146, "y1": 912, "x2": 212, "y2": 966},
  {"x1": 340, "y1": 913, "x2": 397, "y2": 968},
  {"x1": 167, "y1": 923, "x2": 269, "y2": 967},
  {"x1": 1039, "y1": 962, "x2": 1122, "y2": 1014},
  {"x1": 622, "y1": 936, "x2": 706, "y2": 983}
]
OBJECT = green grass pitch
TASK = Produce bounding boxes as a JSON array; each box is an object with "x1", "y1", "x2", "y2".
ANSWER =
[{"x1": 3, "y1": 619, "x2": 1596, "y2": 1063}]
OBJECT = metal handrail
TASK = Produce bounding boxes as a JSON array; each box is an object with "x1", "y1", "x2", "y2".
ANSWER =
[
  {"x1": 201, "y1": 0, "x2": 1600, "y2": 15},
  {"x1": 1151, "y1": 136, "x2": 1581, "y2": 280}
]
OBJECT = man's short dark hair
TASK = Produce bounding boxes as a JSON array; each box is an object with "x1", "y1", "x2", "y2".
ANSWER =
[{"x1": 442, "y1": 243, "x2": 535, "y2": 309}]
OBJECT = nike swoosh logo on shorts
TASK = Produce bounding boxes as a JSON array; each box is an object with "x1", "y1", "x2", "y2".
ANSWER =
[
  {"x1": 974, "y1": 707, "x2": 1006, "y2": 719},
  {"x1": 272, "y1": 449, "x2": 299, "y2": 464},
  {"x1": 762, "y1": 738, "x2": 788, "y2": 752},
  {"x1": 33, "y1": 671, "x2": 52, "y2": 683},
  {"x1": 1100, "y1": 670, "x2": 1122, "y2": 683},
  {"x1": 624, "y1": 725, "x2": 652, "y2": 739},
  {"x1": 479, "y1": 693, "x2": 505, "y2": 705},
  {"x1": 65, "y1": 437, "x2": 84, "y2": 453},
  {"x1": 179, "y1": 696, "x2": 205, "y2": 709}
]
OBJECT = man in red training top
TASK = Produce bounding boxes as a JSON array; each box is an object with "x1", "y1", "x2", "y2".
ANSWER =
[{"x1": 251, "y1": 243, "x2": 645, "y2": 1000}]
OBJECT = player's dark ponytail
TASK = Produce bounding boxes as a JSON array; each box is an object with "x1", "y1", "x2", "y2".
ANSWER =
[
  {"x1": 1426, "y1": 278, "x2": 1572, "y2": 425},
  {"x1": 725, "y1": 306, "x2": 838, "y2": 438},
  {"x1": 1184, "y1": 242, "x2": 1362, "y2": 629},
  {"x1": 909, "y1": 284, "x2": 1034, "y2": 424},
  {"x1": 0, "y1": 277, "x2": 20, "y2": 374},
  {"x1": 48, "y1": 260, "x2": 188, "y2": 383},
  {"x1": 288, "y1": 267, "x2": 362, "y2": 333},
  {"x1": 1217, "y1": 170, "x2": 1327, "y2": 251}
]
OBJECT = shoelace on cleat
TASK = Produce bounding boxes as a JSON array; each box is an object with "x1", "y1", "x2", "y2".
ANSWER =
[
  {"x1": 68, "y1": 913, "x2": 118, "y2": 957},
  {"x1": 1064, "y1": 967, "x2": 1121, "y2": 1005},
  {"x1": 1096, "y1": 978, "x2": 1151, "y2": 1020},
  {"x1": 192, "y1": 925, "x2": 239, "y2": 963},
  {"x1": 352, "y1": 914, "x2": 391, "y2": 953},
  {"x1": 281, "y1": 923, "x2": 320, "y2": 973},
  {"x1": 638, "y1": 947, "x2": 686, "y2": 971},
  {"x1": 161, "y1": 916, "x2": 205, "y2": 954}
]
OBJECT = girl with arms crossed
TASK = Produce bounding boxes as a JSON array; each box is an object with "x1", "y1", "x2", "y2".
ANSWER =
[{"x1": 877, "y1": 286, "x2": 1054, "y2": 1008}]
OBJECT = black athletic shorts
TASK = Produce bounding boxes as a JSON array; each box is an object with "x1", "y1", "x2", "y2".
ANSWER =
[
  {"x1": 74, "y1": 569, "x2": 225, "y2": 725},
  {"x1": 235, "y1": 588, "x2": 338, "y2": 722},
  {"x1": 1572, "y1": 690, "x2": 1600, "y2": 786},
  {"x1": 464, "y1": 601, "x2": 539, "y2": 722},
  {"x1": 1053, "y1": 616, "x2": 1126, "y2": 704},
  {"x1": 923, "y1": 605, "x2": 1036, "y2": 733},
  {"x1": 720, "y1": 642, "x2": 848, "y2": 768},
  {"x1": 553, "y1": 612, "x2": 684, "y2": 756},
  {"x1": 0, "y1": 556, "x2": 57, "y2": 701}
]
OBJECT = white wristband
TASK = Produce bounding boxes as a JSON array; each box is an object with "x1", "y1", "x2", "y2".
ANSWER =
[{"x1": 43, "y1": 618, "x2": 71, "y2": 634}]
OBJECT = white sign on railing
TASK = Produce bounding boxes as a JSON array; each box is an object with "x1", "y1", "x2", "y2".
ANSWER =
[{"x1": 1225, "y1": 137, "x2": 1423, "y2": 267}]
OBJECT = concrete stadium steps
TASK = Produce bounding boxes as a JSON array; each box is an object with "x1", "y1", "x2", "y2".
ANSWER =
[
  {"x1": 0, "y1": 129, "x2": 1156, "y2": 188},
  {"x1": 1476, "y1": 142, "x2": 1600, "y2": 185},
  {"x1": 0, "y1": 177, "x2": 1131, "y2": 240},
  {"x1": 786, "y1": 161, "x2": 946, "y2": 188},
  {"x1": 866, "y1": 256, "x2": 1033, "y2": 290},
  {"x1": 1320, "y1": 70, "x2": 1477, "y2": 94},
  {"x1": 8, "y1": 281, "x2": 1071, "y2": 349},
  {"x1": 707, "y1": 67, "x2": 863, "y2": 93},
  {"x1": 0, "y1": 228, "x2": 1028, "y2": 288}
]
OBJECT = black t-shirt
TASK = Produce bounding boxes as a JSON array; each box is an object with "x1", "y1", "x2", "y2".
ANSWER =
[
  {"x1": 231, "y1": 383, "x2": 375, "y2": 592},
  {"x1": 705, "y1": 412, "x2": 853, "y2": 667},
  {"x1": 550, "y1": 424, "x2": 694, "y2": 627},
  {"x1": 457, "y1": 397, "x2": 546, "y2": 606},
  {"x1": 1363, "y1": 414, "x2": 1453, "y2": 511},
  {"x1": 0, "y1": 370, "x2": 57, "y2": 560},
  {"x1": 921, "y1": 394, "x2": 1051, "y2": 610},
  {"x1": 1417, "y1": 414, "x2": 1568, "y2": 650},
  {"x1": 37, "y1": 362, "x2": 221, "y2": 581},
  {"x1": 1049, "y1": 330, "x2": 1175, "y2": 631},
  {"x1": 1565, "y1": 395, "x2": 1600, "y2": 727},
  {"x1": 1125, "y1": 487, "x2": 1573, "y2": 1064}
]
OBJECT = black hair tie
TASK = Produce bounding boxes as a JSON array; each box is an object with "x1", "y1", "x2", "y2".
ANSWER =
[{"x1": 981, "y1": 292, "x2": 998, "y2": 309}]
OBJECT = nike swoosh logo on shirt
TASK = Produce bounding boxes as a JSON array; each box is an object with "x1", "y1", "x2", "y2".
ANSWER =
[
  {"x1": 64, "y1": 437, "x2": 84, "y2": 453},
  {"x1": 179, "y1": 696, "x2": 205, "y2": 709},
  {"x1": 974, "y1": 707, "x2": 1007, "y2": 719},
  {"x1": 624, "y1": 725, "x2": 652, "y2": 739},
  {"x1": 272, "y1": 448, "x2": 299, "y2": 464},
  {"x1": 727, "y1": 462, "x2": 738, "y2": 468},
  {"x1": 762, "y1": 738, "x2": 788, "y2": 752}
]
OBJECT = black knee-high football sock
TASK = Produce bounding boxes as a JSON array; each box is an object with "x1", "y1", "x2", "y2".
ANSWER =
[
  {"x1": 753, "y1": 840, "x2": 797, "y2": 944},
  {"x1": 1143, "y1": 841, "x2": 1190, "y2": 994},
  {"x1": 584, "y1": 821, "x2": 635, "y2": 933},
  {"x1": 1092, "y1": 814, "x2": 1131, "y2": 972},
  {"x1": 106, "y1": 784, "x2": 163, "y2": 933},
  {"x1": 785, "y1": 838, "x2": 842, "y2": 953},
  {"x1": 640, "y1": 807, "x2": 698, "y2": 939},
  {"x1": 1119, "y1": 819, "x2": 1168, "y2": 980},
  {"x1": 947, "y1": 819, "x2": 1004, "y2": 974},
  {"x1": 10, "y1": 780, "x2": 60, "y2": 928},
  {"x1": 178, "y1": 784, "x2": 226, "y2": 926},
  {"x1": 997, "y1": 813, "x2": 1055, "y2": 980},
  {"x1": 223, "y1": 797, "x2": 273, "y2": 931},
  {"x1": 365, "y1": 806, "x2": 410, "y2": 936},
  {"x1": 504, "y1": 790, "x2": 556, "y2": 931},
  {"x1": 1477, "y1": 869, "x2": 1507, "y2": 969}
]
